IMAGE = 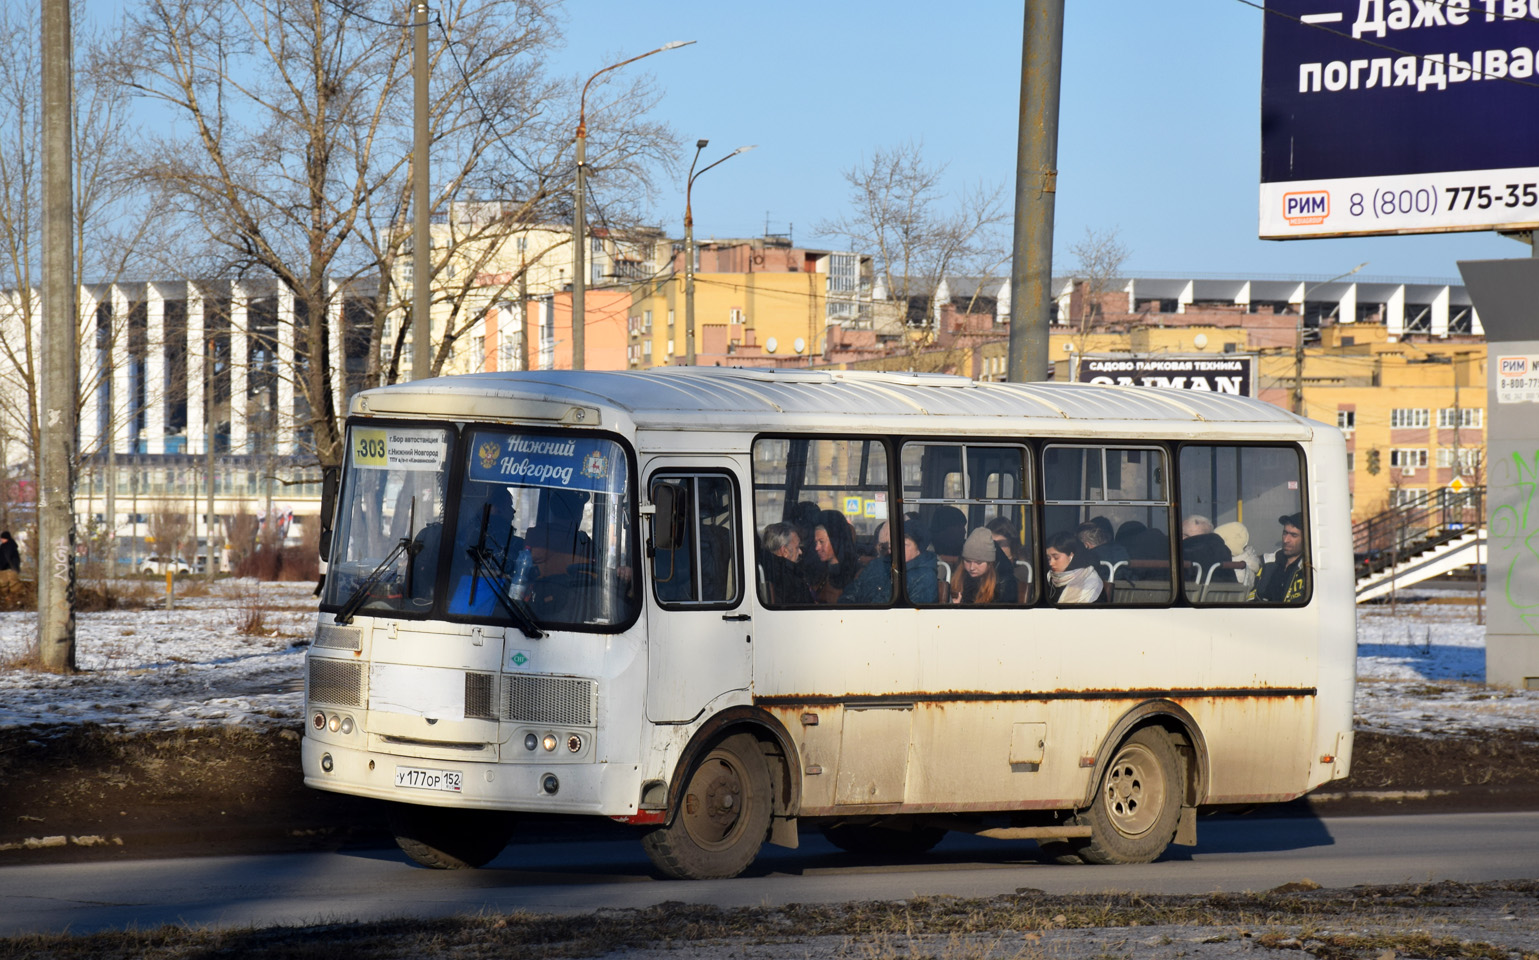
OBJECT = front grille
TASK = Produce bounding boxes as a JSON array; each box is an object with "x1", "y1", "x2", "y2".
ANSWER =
[
  {"x1": 465, "y1": 672, "x2": 498, "y2": 720},
  {"x1": 504, "y1": 675, "x2": 595, "y2": 726},
  {"x1": 313, "y1": 625, "x2": 361, "y2": 651},
  {"x1": 307, "y1": 658, "x2": 363, "y2": 707}
]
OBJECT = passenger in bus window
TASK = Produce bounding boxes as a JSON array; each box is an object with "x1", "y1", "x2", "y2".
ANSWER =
[
  {"x1": 1044, "y1": 530, "x2": 1104, "y2": 604},
  {"x1": 1076, "y1": 519, "x2": 1130, "y2": 583},
  {"x1": 1181, "y1": 515, "x2": 1237, "y2": 586},
  {"x1": 1115, "y1": 519, "x2": 1169, "y2": 562},
  {"x1": 930, "y1": 505, "x2": 968, "y2": 568},
  {"x1": 950, "y1": 528, "x2": 1016, "y2": 604},
  {"x1": 761, "y1": 522, "x2": 814, "y2": 605},
  {"x1": 901, "y1": 516, "x2": 940, "y2": 604},
  {"x1": 1251, "y1": 514, "x2": 1307, "y2": 603},
  {"x1": 1215, "y1": 521, "x2": 1262, "y2": 591},
  {"x1": 811, "y1": 509, "x2": 860, "y2": 603},
  {"x1": 839, "y1": 520, "x2": 895, "y2": 605}
]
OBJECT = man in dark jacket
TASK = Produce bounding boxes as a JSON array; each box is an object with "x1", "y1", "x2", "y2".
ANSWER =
[
  {"x1": 0, "y1": 531, "x2": 19, "y2": 583},
  {"x1": 1252, "y1": 513, "x2": 1307, "y2": 603},
  {"x1": 761, "y1": 522, "x2": 814, "y2": 605}
]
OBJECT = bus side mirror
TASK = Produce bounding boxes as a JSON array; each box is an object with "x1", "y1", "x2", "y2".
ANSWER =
[
  {"x1": 652, "y1": 485, "x2": 677, "y2": 551},
  {"x1": 319, "y1": 466, "x2": 340, "y2": 560}
]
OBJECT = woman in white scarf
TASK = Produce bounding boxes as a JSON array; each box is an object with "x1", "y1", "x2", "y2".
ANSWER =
[{"x1": 1045, "y1": 531, "x2": 1103, "y2": 604}]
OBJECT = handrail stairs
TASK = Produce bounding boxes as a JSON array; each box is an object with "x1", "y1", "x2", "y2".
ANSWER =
[{"x1": 1352, "y1": 486, "x2": 1484, "y2": 603}]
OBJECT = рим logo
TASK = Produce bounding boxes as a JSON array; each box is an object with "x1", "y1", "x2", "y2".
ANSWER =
[
  {"x1": 1283, "y1": 191, "x2": 1329, "y2": 226},
  {"x1": 1501, "y1": 357, "x2": 1528, "y2": 376}
]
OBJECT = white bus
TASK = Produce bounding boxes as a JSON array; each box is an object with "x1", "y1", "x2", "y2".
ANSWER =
[{"x1": 303, "y1": 367, "x2": 1355, "y2": 878}]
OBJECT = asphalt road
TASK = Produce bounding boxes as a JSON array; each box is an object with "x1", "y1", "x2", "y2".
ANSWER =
[{"x1": 3, "y1": 810, "x2": 1537, "y2": 936}]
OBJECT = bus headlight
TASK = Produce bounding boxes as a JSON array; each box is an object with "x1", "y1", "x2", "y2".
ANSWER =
[
  {"x1": 542, "y1": 734, "x2": 557, "y2": 752},
  {"x1": 312, "y1": 712, "x2": 326, "y2": 731},
  {"x1": 327, "y1": 714, "x2": 341, "y2": 733},
  {"x1": 524, "y1": 733, "x2": 538, "y2": 751},
  {"x1": 541, "y1": 773, "x2": 559, "y2": 795},
  {"x1": 320, "y1": 753, "x2": 334, "y2": 773},
  {"x1": 567, "y1": 735, "x2": 583, "y2": 753},
  {"x1": 339, "y1": 716, "x2": 354, "y2": 735}
]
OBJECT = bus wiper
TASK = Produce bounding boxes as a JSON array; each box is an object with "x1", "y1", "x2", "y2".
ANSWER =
[
  {"x1": 334, "y1": 535, "x2": 412, "y2": 625},
  {"x1": 466, "y1": 543, "x2": 545, "y2": 639},
  {"x1": 334, "y1": 497, "x2": 416, "y2": 625}
]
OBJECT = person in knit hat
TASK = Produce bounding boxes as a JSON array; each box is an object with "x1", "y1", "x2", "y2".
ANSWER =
[{"x1": 950, "y1": 527, "x2": 1015, "y2": 604}]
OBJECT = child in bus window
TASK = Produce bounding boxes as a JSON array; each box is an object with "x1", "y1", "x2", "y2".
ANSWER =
[{"x1": 950, "y1": 528, "x2": 1014, "y2": 604}]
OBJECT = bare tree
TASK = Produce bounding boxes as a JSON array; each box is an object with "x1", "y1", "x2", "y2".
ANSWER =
[
  {"x1": 121, "y1": 0, "x2": 677, "y2": 468},
  {"x1": 815, "y1": 141, "x2": 1008, "y2": 337},
  {"x1": 147, "y1": 501, "x2": 192, "y2": 560},
  {"x1": 0, "y1": 7, "x2": 155, "y2": 480},
  {"x1": 1067, "y1": 226, "x2": 1130, "y2": 351}
]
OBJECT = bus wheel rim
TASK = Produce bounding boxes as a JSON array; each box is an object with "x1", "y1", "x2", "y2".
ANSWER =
[
  {"x1": 1103, "y1": 743, "x2": 1163, "y2": 837},
  {"x1": 681, "y1": 755, "x2": 746, "y2": 851}
]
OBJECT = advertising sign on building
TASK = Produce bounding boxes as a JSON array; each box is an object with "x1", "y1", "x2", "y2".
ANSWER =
[
  {"x1": 1259, "y1": 0, "x2": 1539, "y2": 239},
  {"x1": 1073, "y1": 355, "x2": 1256, "y2": 397}
]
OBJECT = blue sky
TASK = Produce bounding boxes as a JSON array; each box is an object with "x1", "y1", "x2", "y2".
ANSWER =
[
  {"x1": 547, "y1": 0, "x2": 1519, "y2": 283},
  {"x1": 82, "y1": 0, "x2": 1523, "y2": 283}
]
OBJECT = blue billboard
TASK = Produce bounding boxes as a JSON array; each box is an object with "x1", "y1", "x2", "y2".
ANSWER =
[{"x1": 1260, "y1": 0, "x2": 1539, "y2": 238}]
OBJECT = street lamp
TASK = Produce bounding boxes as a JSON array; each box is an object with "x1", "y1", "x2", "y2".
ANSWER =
[
  {"x1": 1293, "y1": 261, "x2": 1368, "y2": 415},
  {"x1": 684, "y1": 141, "x2": 756, "y2": 366},
  {"x1": 571, "y1": 40, "x2": 694, "y2": 371}
]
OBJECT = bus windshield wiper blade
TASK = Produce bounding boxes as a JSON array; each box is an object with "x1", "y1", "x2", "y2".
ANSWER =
[
  {"x1": 467, "y1": 546, "x2": 545, "y2": 639},
  {"x1": 334, "y1": 536, "x2": 411, "y2": 625}
]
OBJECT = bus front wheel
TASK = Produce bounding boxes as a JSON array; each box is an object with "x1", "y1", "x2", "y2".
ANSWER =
[
  {"x1": 1076, "y1": 726, "x2": 1182, "y2": 865},
  {"x1": 642, "y1": 733, "x2": 772, "y2": 880},
  {"x1": 387, "y1": 803, "x2": 515, "y2": 869}
]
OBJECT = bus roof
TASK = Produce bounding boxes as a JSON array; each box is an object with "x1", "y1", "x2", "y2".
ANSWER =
[{"x1": 353, "y1": 367, "x2": 1318, "y2": 439}]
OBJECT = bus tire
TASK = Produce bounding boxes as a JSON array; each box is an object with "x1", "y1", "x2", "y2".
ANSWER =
[
  {"x1": 1077, "y1": 726, "x2": 1181, "y2": 865},
  {"x1": 387, "y1": 803, "x2": 515, "y2": 870},
  {"x1": 642, "y1": 733, "x2": 772, "y2": 880},
  {"x1": 822, "y1": 823, "x2": 946, "y2": 857}
]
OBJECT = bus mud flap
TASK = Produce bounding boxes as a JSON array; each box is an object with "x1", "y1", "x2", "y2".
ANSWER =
[
  {"x1": 1174, "y1": 806, "x2": 1198, "y2": 846},
  {"x1": 770, "y1": 815, "x2": 799, "y2": 849}
]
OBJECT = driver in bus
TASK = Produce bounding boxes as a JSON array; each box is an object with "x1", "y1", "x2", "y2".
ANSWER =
[{"x1": 1250, "y1": 513, "x2": 1307, "y2": 603}]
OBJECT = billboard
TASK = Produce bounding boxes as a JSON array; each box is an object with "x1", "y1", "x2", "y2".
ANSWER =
[
  {"x1": 1260, "y1": 0, "x2": 1539, "y2": 239},
  {"x1": 1073, "y1": 354, "x2": 1256, "y2": 397}
]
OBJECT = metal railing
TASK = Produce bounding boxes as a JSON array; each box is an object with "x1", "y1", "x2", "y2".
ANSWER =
[{"x1": 1352, "y1": 485, "x2": 1483, "y2": 579}]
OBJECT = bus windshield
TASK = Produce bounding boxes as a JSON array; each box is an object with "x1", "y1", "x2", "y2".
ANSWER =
[
  {"x1": 324, "y1": 424, "x2": 455, "y2": 620},
  {"x1": 440, "y1": 428, "x2": 637, "y2": 629}
]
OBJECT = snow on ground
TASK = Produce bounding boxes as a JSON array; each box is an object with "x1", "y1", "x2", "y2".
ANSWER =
[{"x1": 0, "y1": 580, "x2": 1536, "y2": 737}]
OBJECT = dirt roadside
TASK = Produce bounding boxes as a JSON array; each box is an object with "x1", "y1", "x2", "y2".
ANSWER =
[{"x1": 1, "y1": 724, "x2": 1537, "y2": 866}]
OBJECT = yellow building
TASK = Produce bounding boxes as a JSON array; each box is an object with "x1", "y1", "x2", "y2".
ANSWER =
[{"x1": 626, "y1": 272, "x2": 832, "y2": 368}]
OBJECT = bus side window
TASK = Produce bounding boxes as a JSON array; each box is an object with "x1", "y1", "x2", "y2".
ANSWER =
[
  {"x1": 1041, "y1": 445, "x2": 1173, "y2": 606},
  {"x1": 1178, "y1": 445, "x2": 1306, "y2": 606},
  {"x1": 650, "y1": 474, "x2": 740, "y2": 607},
  {"x1": 900, "y1": 442, "x2": 1033, "y2": 605}
]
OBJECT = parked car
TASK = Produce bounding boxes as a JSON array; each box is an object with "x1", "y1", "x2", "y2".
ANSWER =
[{"x1": 141, "y1": 556, "x2": 192, "y2": 578}]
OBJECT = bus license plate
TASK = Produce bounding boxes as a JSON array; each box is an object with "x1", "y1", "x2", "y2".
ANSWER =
[{"x1": 394, "y1": 766, "x2": 463, "y2": 793}]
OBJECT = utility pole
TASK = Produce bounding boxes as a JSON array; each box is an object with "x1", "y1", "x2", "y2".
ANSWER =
[
  {"x1": 411, "y1": 1, "x2": 431, "y2": 382},
  {"x1": 1006, "y1": 0, "x2": 1065, "y2": 384},
  {"x1": 206, "y1": 338, "x2": 217, "y2": 581},
  {"x1": 38, "y1": 0, "x2": 77, "y2": 672}
]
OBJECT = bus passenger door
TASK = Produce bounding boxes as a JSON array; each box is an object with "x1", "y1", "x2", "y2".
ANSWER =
[{"x1": 645, "y1": 466, "x2": 752, "y2": 723}]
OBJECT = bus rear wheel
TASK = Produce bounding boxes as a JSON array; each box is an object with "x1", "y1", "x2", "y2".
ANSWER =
[
  {"x1": 642, "y1": 733, "x2": 772, "y2": 880},
  {"x1": 1075, "y1": 727, "x2": 1182, "y2": 865},
  {"x1": 387, "y1": 803, "x2": 516, "y2": 869}
]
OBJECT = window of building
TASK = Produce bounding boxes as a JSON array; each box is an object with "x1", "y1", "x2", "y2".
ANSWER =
[
  {"x1": 1438, "y1": 407, "x2": 1483, "y2": 429},
  {"x1": 1436, "y1": 448, "x2": 1482, "y2": 472},
  {"x1": 1346, "y1": 452, "x2": 1355, "y2": 472},
  {"x1": 1337, "y1": 410, "x2": 1355, "y2": 432},
  {"x1": 1389, "y1": 448, "x2": 1428, "y2": 469},
  {"x1": 1391, "y1": 408, "x2": 1430, "y2": 429},
  {"x1": 1043, "y1": 444, "x2": 1172, "y2": 604},
  {"x1": 901, "y1": 442, "x2": 1032, "y2": 605},
  {"x1": 1391, "y1": 487, "x2": 1424, "y2": 507}
]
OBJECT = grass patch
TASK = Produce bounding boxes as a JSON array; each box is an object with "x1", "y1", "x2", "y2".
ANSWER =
[{"x1": 1, "y1": 880, "x2": 1536, "y2": 960}]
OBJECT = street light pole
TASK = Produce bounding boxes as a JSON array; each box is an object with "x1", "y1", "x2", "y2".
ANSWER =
[
  {"x1": 684, "y1": 142, "x2": 756, "y2": 366},
  {"x1": 571, "y1": 40, "x2": 695, "y2": 371},
  {"x1": 1293, "y1": 261, "x2": 1367, "y2": 415}
]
